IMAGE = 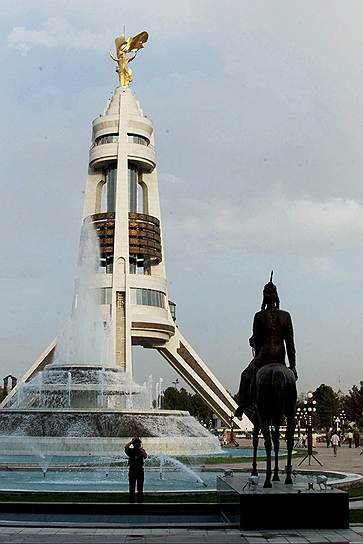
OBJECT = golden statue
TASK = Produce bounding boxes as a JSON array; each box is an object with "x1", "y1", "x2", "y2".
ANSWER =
[{"x1": 110, "y1": 31, "x2": 148, "y2": 88}]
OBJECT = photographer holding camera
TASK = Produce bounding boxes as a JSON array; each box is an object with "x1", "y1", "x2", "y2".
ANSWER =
[{"x1": 125, "y1": 437, "x2": 148, "y2": 503}]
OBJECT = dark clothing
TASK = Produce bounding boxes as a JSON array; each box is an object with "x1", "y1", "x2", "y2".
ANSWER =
[
  {"x1": 125, "y1": 446, "x2": 147, "y2": 469},
  {"x1": 125, "y1": 445, "x2": 147, "y2": 503},
  {"x1": 237, "y1": 307, "x2": 296, "y2": 412},
  {"x1": 128, "y1": 468, "x2": 144, "y2": 503}
]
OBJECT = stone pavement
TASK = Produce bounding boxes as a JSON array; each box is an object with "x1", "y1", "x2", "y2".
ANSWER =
[
  {"x1": 0, "y1": 526, "x2": 362, "y2": 543},
  {"x1": 0, "y1": 442, "x2": 361, "y2": 543},
  {"x1": 221, "y1": 440, "x2": 363, "y2": 477}
]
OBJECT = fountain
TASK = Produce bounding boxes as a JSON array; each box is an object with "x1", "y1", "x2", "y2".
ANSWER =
[
  {"x1": 0, "y1": 30, "x2": 262, "y2": 496},
  {"x1": 0, "y1": 220, "x2": 221, "y2": 490}
]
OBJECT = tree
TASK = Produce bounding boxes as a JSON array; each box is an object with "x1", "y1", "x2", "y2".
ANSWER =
[
  {"x1": 313, "y1": 384, "x2": 339, "y2": 429},
  {"x1": 344, "y1": 384, "x2": 363, "y2": 427},
  {"x1": 162, "y1": 387, "x2": 191, "y2": 411},
  {"x1": 161, "y1": 387, "x2": 212, "y2": 423},
  {"x1": 189, "y1": 394, "x2": 213, "y2": 424}
]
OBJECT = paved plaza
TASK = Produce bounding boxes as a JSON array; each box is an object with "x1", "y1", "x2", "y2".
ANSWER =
[
  {"x1": 0, "y1": 442, "x2": 360, "y2": 543},
  {"x1": 0, "y1": 526, "x2": 361, "y2": 543},
  {"x1": 231, "y1": 439, "x2": 363, "y2": 476}
]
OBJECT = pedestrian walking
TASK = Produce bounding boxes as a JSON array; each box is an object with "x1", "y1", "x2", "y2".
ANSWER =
[
  {"x1": 331, "y1": 431, "x2": 339, "y2": 457},
  {"x1": 125, "y1": 437, "x2": 148, "y2": 503},
  {"x1": 353, "y1": 429, "x2": 360, "y2": 448},
  {"x1": 346, "y1": 431, "x2": 353, "y2": 448}
]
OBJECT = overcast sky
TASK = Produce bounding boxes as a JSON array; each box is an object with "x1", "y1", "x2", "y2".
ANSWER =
[{"x1": 1, "y1": 0, "x2": 363, "y2": 397}]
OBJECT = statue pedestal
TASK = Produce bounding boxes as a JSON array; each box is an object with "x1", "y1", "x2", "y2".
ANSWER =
[{"x1": 217, "y1": 474, "x2": 349, "y2": 530}]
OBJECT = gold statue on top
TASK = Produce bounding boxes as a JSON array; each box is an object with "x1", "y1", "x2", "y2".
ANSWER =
[{"x1": 110, "y1": 31, "x2": 149, "y2": 88}]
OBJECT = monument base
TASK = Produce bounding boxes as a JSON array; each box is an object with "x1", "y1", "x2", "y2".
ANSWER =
[{"x1": 217, "y1": 474, "x2": 349, "y2": 529}]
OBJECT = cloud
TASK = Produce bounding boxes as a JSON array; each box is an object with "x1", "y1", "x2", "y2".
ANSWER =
[
  {"x1": 164, "y1": 192, "x2": 363, "y2": 257},
  {"x1": 159, "y1": 173, "x2": 185, "y2": 185},
  {"x1": 8, "y1": 18, "x2": 107, "y2": 55}
]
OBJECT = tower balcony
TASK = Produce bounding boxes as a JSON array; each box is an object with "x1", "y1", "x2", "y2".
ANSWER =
[
  {"x1": 128, "y1": 212, "x2": 162, "y2": 264},
  {"x1": 89, "y1": 212, "x2": 162, "y2": 265},
  {"x1": 128, "y1": 143, "x2": 156, "y2": 172},
  {"x1": 89, "y1": 143, "x2": 118, "y2": 169},
  {"x1": 131, "y1": 319, "x2": 175, "y2": 347}
]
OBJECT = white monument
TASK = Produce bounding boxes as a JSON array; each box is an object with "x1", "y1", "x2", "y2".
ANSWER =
[{"x1": 2, "y1": 31, "x2": 251, "y2": 433}]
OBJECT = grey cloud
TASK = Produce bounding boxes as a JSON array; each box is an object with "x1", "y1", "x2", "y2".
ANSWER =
[{"x1": 2, "y1": 0, "x2": 363, "y2": 393}]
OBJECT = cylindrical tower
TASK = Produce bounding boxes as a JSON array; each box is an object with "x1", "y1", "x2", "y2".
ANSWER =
[
  {"x1": 2, "y1": 32, "x2": 252, "y2": 431},
  {"x1": 83, "y1": 86, "x2": 175, "y2": 374}
]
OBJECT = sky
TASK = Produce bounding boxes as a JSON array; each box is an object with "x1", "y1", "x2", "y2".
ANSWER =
[{"x1": 1, "y1": 0, "x2": 363, "y2": 397}]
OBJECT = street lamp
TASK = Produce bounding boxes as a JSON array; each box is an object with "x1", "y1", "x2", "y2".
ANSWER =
[
  {"x1": 295, "y1": 407, "x2": 303, "y2": 438},
  {"x1": 333, "y1": 416, "x2": 340, "y2": 431},
  {"x1": 339, "y1": 410, "x2": 346, "y2": 433},
  {"x1": 172, "y1": 378, "x2": 179, "y2": 389},
  {"x1": 298, "y1": 391, "x2": 322, "y2": 467}
]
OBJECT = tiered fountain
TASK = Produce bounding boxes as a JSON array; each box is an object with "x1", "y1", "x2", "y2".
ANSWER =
[{"x1": 0, "y1": 221, "x2": 221, "y2": 465}]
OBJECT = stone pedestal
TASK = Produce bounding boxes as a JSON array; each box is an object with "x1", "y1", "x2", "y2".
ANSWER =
[{"x1": 217, "y1": 474, "x2": 349, "y2": 529}]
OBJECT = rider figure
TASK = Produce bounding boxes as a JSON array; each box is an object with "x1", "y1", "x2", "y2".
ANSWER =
[{"x1": 235, "y1": 273, "x2": 297, "y2": 418}]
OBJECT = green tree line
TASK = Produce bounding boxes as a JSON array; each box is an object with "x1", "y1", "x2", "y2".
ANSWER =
[
  {"x1": 161, "y1": 387, "x2": 213, "y2": 425},
  {"x1": 162, "y1": 381, "x2": 363, "y2": 431},
  {"x1": 303, "y1": 382, "x2": 363, "y2": 430}
]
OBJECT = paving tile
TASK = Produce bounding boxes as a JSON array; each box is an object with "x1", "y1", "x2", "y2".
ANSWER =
[
  {"x1": 306, "y1": 536, "x2": 330, "y2": 541},
  {"x1": 284, "y1": 539, "x2": 308, "y2": 544}
]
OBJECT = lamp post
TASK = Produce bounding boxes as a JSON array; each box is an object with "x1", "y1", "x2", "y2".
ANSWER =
[
  {"x1": 339, "y1": 410, "x2": 346, "y2": 433},
  {"x1": 298, "y1": 391, "x2": 322, "y2": 467},
  {"x1": 294, "y1": 407, "x2": 303, "y2": 448},
  {"x1": 333, "y1": 415, "x2": 340, "y2": 432},
  {"x1": 296, "y1": 407, "x2": 302, "y2": 438},
  {"x1": 172, "y1": 378, "x2": 179, "y2": 389}
]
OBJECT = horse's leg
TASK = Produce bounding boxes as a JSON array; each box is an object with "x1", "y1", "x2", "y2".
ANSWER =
[
  {"x1": 285, "y1": 413, "x2": 295, "y2": 485},
  {"x1": 272, "y1": 420, "x2": 280, "y2": 481},
  {"x1": 251, "y1": 419, "x2": 259, "y2": 476},
  {"x1": 260, "y1": 417, "x2": 272, "y2": 488}
]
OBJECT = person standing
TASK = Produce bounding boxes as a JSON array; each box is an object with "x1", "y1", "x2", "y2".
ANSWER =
[
  {"x1": 331, "y1": 431, "x2": 339, "y2": 457},
  {"x1": 346, "y1": 431, "x2": 353, "y2": 448},
  {"x1": 353, "y1": 429, "x2": 360, "y2": 448},
  {"x1": 125, "y1": 437, "x2": 148, "y2": 503}
]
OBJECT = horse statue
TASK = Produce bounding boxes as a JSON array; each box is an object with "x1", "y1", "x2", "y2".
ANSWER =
[
  {"x1": 235, "y1": 273, "x2": 298, "y2": 488},
  {"x1": 250, "y1": 362, "x2": 297, "y2": 488}
]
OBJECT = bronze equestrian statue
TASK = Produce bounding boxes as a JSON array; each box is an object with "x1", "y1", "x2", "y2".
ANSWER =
[{"x1": 235, "y1": 274, "x2": 297, "y2": 487}]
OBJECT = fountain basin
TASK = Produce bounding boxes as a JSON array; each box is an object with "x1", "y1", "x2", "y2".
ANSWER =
[
  {"x1": 0, "y1": 467, "x2": 358, "y2": 493},
  {"x1": 0, "y1": 409, "x2": 221, "y2": 457}
]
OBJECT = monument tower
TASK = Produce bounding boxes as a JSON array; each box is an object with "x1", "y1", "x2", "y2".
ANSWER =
[{"x1": 2, "y1": 32, "x2": 251, "y2": 431}]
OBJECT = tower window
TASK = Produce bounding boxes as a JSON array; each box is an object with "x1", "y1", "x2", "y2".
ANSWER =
[
  {"x1": 95, "y1": 134, "x2": 119, "y2": 146},
  {"x1": 100, "y1": 287, "x2": 112, "y2": 305},
  {"x1": 127, "y1": 133, "x2": 149, "y2": 146},
  {"x1": 130, "y1": 288, "x2": 165, "y2": 308},
  {"x1": 106, "y1": 166, "x2": 117, "y2": 212}
]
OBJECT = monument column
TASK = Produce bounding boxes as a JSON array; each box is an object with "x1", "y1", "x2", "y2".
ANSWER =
[{"x1": 2, "y1": 31, "x2": 252, "y2": 432}]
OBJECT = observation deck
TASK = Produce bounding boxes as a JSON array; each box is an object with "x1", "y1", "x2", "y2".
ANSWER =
[
  {"x1": 90, "y1": 211, "x2": 162, "y2": 265},
  {"x1": 89, "y1": 142, "x2": 156, "y2": 171}
]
